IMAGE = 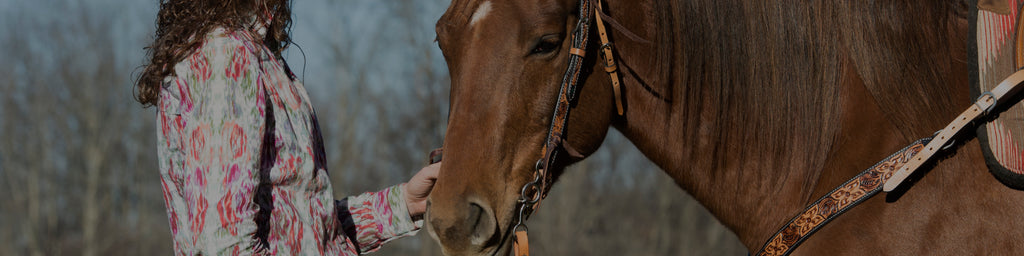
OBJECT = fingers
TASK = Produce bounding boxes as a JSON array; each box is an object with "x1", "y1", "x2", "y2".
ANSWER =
[
  {"x1": 410, "y1": 162, "x2": 441, "y2": 197},
  {"x1": 406, "y1": 162, "x2": 442, "y2": 219},
  {"x1": 407, "y1": 162, "x2": 441, "y2": 198},
  {"x1": 422, "y1": 162, "x2": 440, "y2": 182}
]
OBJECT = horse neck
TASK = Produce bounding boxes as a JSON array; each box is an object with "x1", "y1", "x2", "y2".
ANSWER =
[
  {"x1": 606, "y1": 0, "x2": 969, "y2": 249},
  {"x1": 610, "y1": 59, "x2": 839, "y2": 250}
]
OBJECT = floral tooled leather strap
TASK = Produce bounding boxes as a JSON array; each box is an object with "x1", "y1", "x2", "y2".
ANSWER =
[
  {"x1": 758, "y1": 68, "x2": 1024, "y2": 255},
  {"x1": 756, "y1": 139, "x2": 928, "y2": 256}
]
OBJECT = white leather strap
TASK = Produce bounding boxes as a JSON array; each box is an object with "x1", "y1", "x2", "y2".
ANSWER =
[{"x1": 883, "y1": 69, "x2": 1024, "y2": 191}]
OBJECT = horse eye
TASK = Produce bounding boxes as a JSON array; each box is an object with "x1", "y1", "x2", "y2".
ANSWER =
[
  {"x1": 531, "y1": 41, "x2": 558, "y2": 54},
  {"x1": 530, "y1": 35, "x2": 561, "y2": 55}
]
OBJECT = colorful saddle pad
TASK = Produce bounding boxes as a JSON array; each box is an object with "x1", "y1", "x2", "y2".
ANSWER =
[{"x1": 971, "y1": 0, "x2": 1024, "y2": 189}]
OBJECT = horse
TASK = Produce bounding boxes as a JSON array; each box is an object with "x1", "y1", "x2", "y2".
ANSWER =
[{"x1": 424, "y1": 0, "x2": 1024, "y2": 254}]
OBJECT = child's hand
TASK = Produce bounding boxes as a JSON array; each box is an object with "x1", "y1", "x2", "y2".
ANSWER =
[{"x1": 404, "y1": 162, "x2": 440, "y2": 220}]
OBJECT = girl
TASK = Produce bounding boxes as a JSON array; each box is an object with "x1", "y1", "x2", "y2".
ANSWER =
[{"x1": 135, "y1": 1, "x2": 440, "y2": 254}]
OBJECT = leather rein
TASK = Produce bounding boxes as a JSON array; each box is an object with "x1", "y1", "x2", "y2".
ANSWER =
[{"x1": 506, "y1": 1, "x2": 1024, "y2": 256}]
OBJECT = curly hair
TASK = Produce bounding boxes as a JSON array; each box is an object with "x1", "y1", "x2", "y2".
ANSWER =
[{"x1": 135, "y1": 0, "x2": 293, "y2": 107}]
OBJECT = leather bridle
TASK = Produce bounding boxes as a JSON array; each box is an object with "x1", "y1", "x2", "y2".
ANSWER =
[{"x1": 506, "y1": 0, "x2": 625, "y2": 255}]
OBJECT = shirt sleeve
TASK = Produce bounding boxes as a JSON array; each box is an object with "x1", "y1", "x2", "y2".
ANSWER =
[
  {"x1": 161, "y1": 35, "x2": 266, "y2": 254},
  {"x1": 338, "y1": 184, "x2": 422, "y2": 254}
]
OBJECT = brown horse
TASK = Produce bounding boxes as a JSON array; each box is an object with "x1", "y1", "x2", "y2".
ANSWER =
[{"x1": 425, "y1": 0, "x2": 1024, "y2": 254}]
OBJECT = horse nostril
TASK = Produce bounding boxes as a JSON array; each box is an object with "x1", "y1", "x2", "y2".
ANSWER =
[
  {"x1": 467, "y1": 203, "x2": 482, "y2": 228},
  {"x1": 468, "y1": 202, "x2": 496, "y2": 246}
]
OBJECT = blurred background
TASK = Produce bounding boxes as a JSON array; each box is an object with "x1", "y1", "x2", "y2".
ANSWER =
[{"x1": 0, "y1": 0, "x2": 744, "y2": 255}]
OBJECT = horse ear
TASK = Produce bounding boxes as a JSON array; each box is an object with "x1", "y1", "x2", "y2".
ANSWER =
[
  {"x1": 979, "y1": 0, "x2": 1012, "y2": 14},
  {"x1": 428, "y1": 148, "x2": 444, "y2": 164}
]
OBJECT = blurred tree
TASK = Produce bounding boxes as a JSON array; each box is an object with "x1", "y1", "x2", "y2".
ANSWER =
[{"x1": 0, "y1": 0, "x2": 166, "y2": 254}]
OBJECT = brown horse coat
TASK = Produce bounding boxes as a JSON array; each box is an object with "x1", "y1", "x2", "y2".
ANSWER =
[{"x1": 426, "y1": 0, "x2": 1024, "y2": 254}]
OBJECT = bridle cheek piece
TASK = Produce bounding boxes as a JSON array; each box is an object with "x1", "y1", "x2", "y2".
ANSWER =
[{"x1": 509, "y1": 0, "x2": 626, "y2": 255}]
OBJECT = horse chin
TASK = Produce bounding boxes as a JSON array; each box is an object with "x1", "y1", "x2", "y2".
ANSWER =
[
  {"x1": 486, "y1": 235, "x2": 514, "y2": 256},
  {"x1": 434, "y1": 236, "x2": 512, "y2": 256},
  {"x1": 477, "y1": 207, "x2": 515, "y2": 256}
]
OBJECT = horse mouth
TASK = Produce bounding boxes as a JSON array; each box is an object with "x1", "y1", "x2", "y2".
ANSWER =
[
  {"x1": 427, "y1": 199, "x2": 512, "y2": 256},
  {"x1": 487, "y1": 232, "x2": 514, "y2": 256},
  {"x1": 483, "y1": 213, "x2": 519, "y2": 256}
]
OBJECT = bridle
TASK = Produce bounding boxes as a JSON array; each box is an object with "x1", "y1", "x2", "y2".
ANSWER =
[
  {"x1": 507, "y1": 0, "x2": 624, "y2": 255},
  {"x1": 499, "y1": 0, "x2": 1024, "y2": 255}
]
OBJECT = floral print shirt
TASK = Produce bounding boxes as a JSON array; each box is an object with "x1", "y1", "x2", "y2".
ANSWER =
[{"x1": 156, "y1": 26, "x2": 420, "y2": 255}]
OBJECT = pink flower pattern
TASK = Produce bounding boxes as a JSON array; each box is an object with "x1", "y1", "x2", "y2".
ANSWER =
[{"x1": 156, "y1": 27, "x2": 420, "y2": 255}]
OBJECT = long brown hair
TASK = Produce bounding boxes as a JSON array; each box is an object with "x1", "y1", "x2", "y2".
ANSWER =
[{"x1": 135, "y1": 0, "x2": 293, "y2": 107}]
